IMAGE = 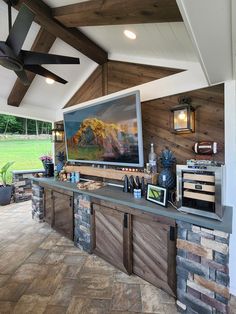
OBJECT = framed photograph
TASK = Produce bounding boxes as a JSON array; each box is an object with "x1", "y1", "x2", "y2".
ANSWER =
[{"x1": 146, "y1": 184, "x2": 167, "y2": 207}]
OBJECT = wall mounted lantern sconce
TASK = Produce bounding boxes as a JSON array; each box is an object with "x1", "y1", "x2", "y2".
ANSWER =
[
  {"x1": 171, "y1": 97, "x2": 195, "y2": 134},
  {"x1": 52, "y1": 123, "x2": 64, "y2": 142}
]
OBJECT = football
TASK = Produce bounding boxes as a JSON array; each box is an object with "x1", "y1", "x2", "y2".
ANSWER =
[{"x1": 193, "y1": 141, "x2": 217, "y2": 155}]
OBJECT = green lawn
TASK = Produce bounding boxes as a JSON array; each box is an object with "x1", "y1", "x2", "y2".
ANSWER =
[{"x1": 0, "y1": 139, "x2": 52, "y2": 183}]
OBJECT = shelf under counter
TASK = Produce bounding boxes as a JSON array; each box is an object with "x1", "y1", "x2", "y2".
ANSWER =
[{"x1": 32, "y1": 177, "x2": 232, "y2": 234}]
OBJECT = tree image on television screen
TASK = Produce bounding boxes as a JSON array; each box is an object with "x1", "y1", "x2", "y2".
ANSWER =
[{"x1": 69, "y1": 118, "x2": 124, "y2": 160}]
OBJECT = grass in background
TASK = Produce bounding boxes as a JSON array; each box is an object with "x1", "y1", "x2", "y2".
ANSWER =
[{"x1": 0, "y1": 139, "x2": 52, "y2": 183}]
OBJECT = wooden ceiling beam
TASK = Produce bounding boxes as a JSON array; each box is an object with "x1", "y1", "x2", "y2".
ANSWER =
[
  {"x1": 53, "y1": 0, "x2": 182, "y2": 27},
  {"x1": 8, "y1": 28, "x2": 56, "y2": 107},
  {"x1": 6, "y1": 0, "x2": 108, "y2": 64}
]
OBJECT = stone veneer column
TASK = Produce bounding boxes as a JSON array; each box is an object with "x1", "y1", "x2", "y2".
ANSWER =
[
  {"x1": 74, "y1": 193, "x2": 92, "y2": 253},
  {"x1": 31, "y1": 183, "x2": 44, "y2": 222},
  {"x1": 13, "y1": 170, "x2": 44, "y2": 202},
  {"x1": 176, "y1": 220, "x2": 230, "y2": 314}
]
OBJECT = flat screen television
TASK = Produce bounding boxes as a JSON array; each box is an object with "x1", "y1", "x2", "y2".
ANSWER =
[{"x1": 63, "y1": 90, "x2": 144, "y2": 167}]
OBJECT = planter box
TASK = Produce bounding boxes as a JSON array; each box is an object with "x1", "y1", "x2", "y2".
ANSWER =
[{"x1": 0, "y1": 185, "x2": 13, "y2": 205}]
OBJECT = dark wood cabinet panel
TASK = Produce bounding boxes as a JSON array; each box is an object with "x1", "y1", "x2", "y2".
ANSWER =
[
  {"x1": 53, "y1": 191, "x2": 74, "y2": 240},
  {"x1": 44, "y1": 188, "x2": 53, "y2": 226},
  {"x1": 92, "y1": 203, "x2": 132, "y2": 274},
  {"x1": 132, "y1": 215, "x2": 176, "y2": 297}
]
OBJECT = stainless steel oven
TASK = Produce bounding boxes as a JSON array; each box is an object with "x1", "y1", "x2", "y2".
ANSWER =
[{"x1": 176, "y1": 163, "x2": 224, "y2": 221}]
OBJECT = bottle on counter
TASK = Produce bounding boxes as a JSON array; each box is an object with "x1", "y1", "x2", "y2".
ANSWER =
[{"x1": 148, "y1": 143, "x2": 157, "y2": 173}]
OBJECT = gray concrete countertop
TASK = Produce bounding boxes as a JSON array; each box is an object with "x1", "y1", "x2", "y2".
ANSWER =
[{"x1": 32, "y1": 177, "x2": 233, "y2": 233}]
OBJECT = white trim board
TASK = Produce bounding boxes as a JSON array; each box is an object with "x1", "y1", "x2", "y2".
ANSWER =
[{"x1": 177, "y1": 0, "x2": 233, "y2": 84}]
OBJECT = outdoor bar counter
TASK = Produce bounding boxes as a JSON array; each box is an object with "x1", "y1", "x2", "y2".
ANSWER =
[
  {"x1": 32, "y1": 177, "x2": 232, "y2": 233},
  {"x1": 32, "y1": 177, "x2": 233, "y2": 313}
]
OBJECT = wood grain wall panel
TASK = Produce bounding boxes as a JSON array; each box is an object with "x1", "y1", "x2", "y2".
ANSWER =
[
  {"x1": 141, "y1": 84, "x2": 224, "y2": 164},
  {"x1": 58, "y1": 61, "x2": 224, "y2": 166},
  {"x1": 107, "y1": 61, "x2": 181, "y2": 94},
  {"x1": 64, "y1": 66, "x2": 103, "y2": 108}
]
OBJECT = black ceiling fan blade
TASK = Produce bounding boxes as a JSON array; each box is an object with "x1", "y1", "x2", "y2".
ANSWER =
[
  {"x1": 6, "y1": 5, "x2": 35, "y2": 56},
  {"x1": 21, "y1": 50, "x2": 80, "y2": 65},
  {"x1": 14, "y1": 69, "x2": 30, "y2": 86},
  {"x1": 24, "y1": 65, "x2": 68, "y2": 84}
]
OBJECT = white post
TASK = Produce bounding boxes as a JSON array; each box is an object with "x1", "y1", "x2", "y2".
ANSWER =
[{"x1": 225, "y1": 80, "x2": 236, "y2": 296}]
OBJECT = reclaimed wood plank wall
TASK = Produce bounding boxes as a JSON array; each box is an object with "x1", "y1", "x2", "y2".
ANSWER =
[
  {"x1": 142, "y1": 84, "x2": 224, "y2": 164},
  {"x1": 56, "y1": 61, "x2": 224, "y2": 165}
]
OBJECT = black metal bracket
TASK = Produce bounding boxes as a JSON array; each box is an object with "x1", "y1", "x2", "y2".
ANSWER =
[
  {"x1": 169, "y1": 226, "x2": 176, "y2": 241},
  {"x1": 124, "y1": 213, "x2": 128, "y2": 228}
]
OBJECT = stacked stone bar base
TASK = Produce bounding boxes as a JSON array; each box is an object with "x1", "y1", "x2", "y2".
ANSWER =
[
  {"x1": 176, "y1": 220, "x2": 230, "y2": 314},
  {"x1": 32, "y1": 183, "x2": 44, "y2": 222},
  {"x1": 74, "y1": 193, "x2": 92, "y2": 253},
  {"x1": 13, "y1": 170, "x2": 44, "y2": 202}
]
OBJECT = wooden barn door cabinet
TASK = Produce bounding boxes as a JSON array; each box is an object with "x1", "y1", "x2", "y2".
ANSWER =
[
  {"x1": 43, "y1": 185, "x2": 74, "y2": 240},
  {"x1": 132, "y1": 215, "x2": 176, "y2": 297},
  {"x1": 91, "y1": 202, "x2": 132, "y2": 274},
  {"x1": 53, "y1": 191, "x2": 74, "y2": 240},
  {"x1": 91, "y1": 199, "x2": 176, "y2": 296}
]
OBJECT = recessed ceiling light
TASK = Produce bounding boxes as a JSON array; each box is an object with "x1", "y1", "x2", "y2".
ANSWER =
[
  {"x1": 46, "y1": 77, "x2": 55, "y2": 85},
  {"x1": 124, "y1": 30, "x2": 136, "y2": 40}
]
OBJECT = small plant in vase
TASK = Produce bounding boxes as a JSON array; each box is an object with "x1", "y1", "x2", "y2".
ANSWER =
[
  {"x1": 39, "y1": 155, "x2": 53, "y2": 169},
  {"x1": 158, "y1": 148, "x2": 176, "y2": 189}
]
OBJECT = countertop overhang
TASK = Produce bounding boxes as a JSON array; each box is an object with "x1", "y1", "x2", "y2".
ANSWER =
[{"x1": 32, "y1": 177, "x2": 233, "y2": 233}]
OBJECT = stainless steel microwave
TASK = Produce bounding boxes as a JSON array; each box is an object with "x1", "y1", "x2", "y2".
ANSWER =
[{"x1": 176, "y1": 164, "x2": 224, "y2": 221}]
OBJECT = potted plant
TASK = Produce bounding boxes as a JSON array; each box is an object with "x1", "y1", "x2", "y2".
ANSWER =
[{"x1": 0, "y1": 161, "x2": 14, "y2": 206}]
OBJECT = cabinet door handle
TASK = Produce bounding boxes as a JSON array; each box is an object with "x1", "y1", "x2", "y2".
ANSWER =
[
  {"x1": 124, "y1": 213, "x2": 128, "y2": 228},
  {"x1": 169, "y1": 226, "x2": 176, "y2": 241},
  {"x1": 70, "y1": 197, "x2": 73, "y2": 208}
]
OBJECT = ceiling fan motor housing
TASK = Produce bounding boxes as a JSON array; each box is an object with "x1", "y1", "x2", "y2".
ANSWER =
[{"x1": 0, "y1": 42, "x2": 23, "y2": 71}]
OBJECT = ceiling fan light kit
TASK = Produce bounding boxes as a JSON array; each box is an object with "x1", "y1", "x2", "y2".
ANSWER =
[{"x1": 0, "y1": 1, "x2": 80, "y2": 85}]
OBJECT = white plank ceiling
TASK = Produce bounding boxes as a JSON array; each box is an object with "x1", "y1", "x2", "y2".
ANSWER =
[{"x1": 0, "y1": 0, "x2": 234, "y2": 121}]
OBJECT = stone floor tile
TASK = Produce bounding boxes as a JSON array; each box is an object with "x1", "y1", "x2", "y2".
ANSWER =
[
  {"x1": 0, "y1": 301, "x2": 16, "y2": 314},
  {"x1": 63, "y1": 264, "x2": 85, "y2": 279},
  {"x1": 0, "y1": 201, "x2": 179, "y2": 314},
  {"x1": 0, "y1": 281, "x2": 29, "y2": 302},
  {"x1": 11, "y1": 263, "x2": 45, "y2": 283},
  {"x1": 43, "y1": 305, "x2": 67, "y2": 314},
  {"x1": 140, "y1": 284, "x2": 175, "y2": 313},
  {"x1": 111, "y1": 282, "x2": 142, "y2": 312},
  {"x1": 73, "y1": 273, "x2": 114, "y2": 299},
  {"x1": 0, "y1": 251, "x2": 32, "y2": 275},
  {"x1": 41, "y1": 252, "x2": 65, "y2": 265},
  {"x1": 25, "y1": 264, "x2": 65, "y2": 296},
  {"x1": 39, "y1": 234, "x2": 62, "y2": 250},
  {"x1": 49, "y1": 279, "x2": 77, "y2": 307},
  {"x1": 115, "y1": 271, "x2": 147, "y2": 285},
  {"x1": 13, "y1": 295, "x2": 50, "y2": 314},
  {"x1": 26, "y1": 248, "x2": 48, "y2": 263},
  {"x1": 230, "y1": 294, "x2": 236, "y2": 314},
  {"x1": 81, "y1": 254, "x2": 116, "y2": 275},
  {"x1": 0, "y1": 275, "x2": 9, "y2": 288},
  {"x1": 56, "y1": 237, "x2": 74, "y2": 247},
  {"x1": 110, "y1": 312, "x2": 143, "y2": 314},
  {"x1": 63, "y1": 253, "x2": 87, "y2": 266},
  {"x1": 164, "y1": 303, "x2": 180, "y2": 314},
  {"x1": 66, "y1": 296, "x2": 111, "y2": 314},
  {"x1": 13, "y1": 302, "x2": 46, "y2": 314}
]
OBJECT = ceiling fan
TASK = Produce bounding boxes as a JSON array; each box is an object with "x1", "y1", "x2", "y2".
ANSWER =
[{"x1": 0, "y1": 0, "x2": 80, "y2": 85}]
